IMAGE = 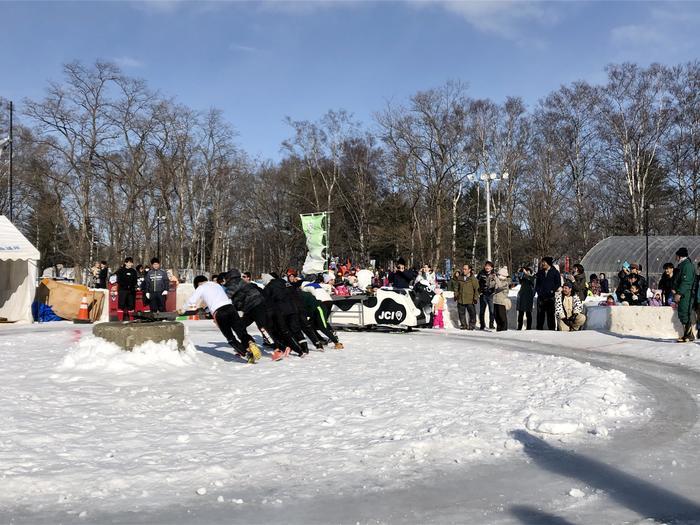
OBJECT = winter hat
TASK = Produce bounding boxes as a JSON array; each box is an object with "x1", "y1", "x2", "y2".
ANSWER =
[
  {"x1": 542, "y1": 257, "x2": 554, "y2": 266},
  {"x1": 227, "y1": 268, "x2": 242, "y2": 280},
  {"x1": 323, "y1": 273, "x2": 333, "y2": 283},
  {"x1": 497, "y1": 267, "x2": 509, "y2": 279},
  {"x1": 286, "y1": 267, "x2": 298, "y2": 277},
  {"x1": 676, "y1": 247, "x2": 689, "y2": 258},
  {"x1": 261, "y1": 273, "x2": 273, "y2": 286},
  {"x1": 562, "y1": 281, "x2": 573, "y2": 289}
]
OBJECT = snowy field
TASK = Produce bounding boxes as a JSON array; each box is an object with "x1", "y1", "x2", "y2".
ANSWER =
[{"x1": 1, "y1": 321, "x2": 699, "y2": 524}]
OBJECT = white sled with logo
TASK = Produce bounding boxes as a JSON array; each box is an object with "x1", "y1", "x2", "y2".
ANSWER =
[{"x1": 329, "y1": 287, "x2": 431, "y2": 329}]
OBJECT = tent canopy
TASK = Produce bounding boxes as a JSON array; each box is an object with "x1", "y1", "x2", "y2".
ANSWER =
[
  {"x1": 581, "y1": 235, "x2": 700, "y2": 288},
  {"x1": 0, "y1": 215, "x2": 40, "y2": 261},
  {"x1": 0, "y1": 216, "x2": 39, "y2": 323}
]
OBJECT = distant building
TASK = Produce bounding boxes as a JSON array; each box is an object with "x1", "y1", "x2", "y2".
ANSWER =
[{"x1": 581, "y1": 236, "x2": 700, "y2": 290}]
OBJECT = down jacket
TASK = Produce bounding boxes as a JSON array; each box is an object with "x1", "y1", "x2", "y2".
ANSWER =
[{"x1": 225, "y1": 268, "x2": 265, "y2": 314}]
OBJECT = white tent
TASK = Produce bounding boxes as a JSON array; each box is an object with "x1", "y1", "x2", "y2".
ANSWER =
[{"x1": 0, "y1": 216, "x2": 40, "y2": 322}]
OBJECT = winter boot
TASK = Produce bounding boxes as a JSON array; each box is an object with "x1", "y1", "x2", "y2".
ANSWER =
[
  {"x1": 334, "y1": 342, "x2": 344, "y2": 350},
  {"x1": 298, "y1": 340, "x2": 310, "y2": 357},
  {"x1": 246, "y1": 341, "x2": 262, "y2": 363}
]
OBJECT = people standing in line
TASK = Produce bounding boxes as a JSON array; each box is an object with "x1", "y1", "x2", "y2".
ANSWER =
[
  {"x1": 517, "y1": 266, "x2": 535, "y2": 330},
  {"x1": 115, "y1": 257, "x2": 138, "y2": 320},
  {"x1": 180, "y1": 275, "x2": 261, "y2": 363},
  {"x1": 555, "y1": 281, "x2": 586, "y2": 331},
  {"x1": 456, "y1": 264, "x2": 480, "y2": 330},
  {"x1": 599, "y1": 272, "x2": 610, "y2": 294},
  {"x1": 98, "y1": 260, "x2": 109, "y2": 289},
  {"x1": 673, "y1": 247, "x2": 696, "y2": 342},
  {"x1": 477, "y1": 261, "x2": 497, "y2": 330},
  {"x1": 492, "y1": 267, "x2": 511, "y2": 332},
  {"x1": 535, "y1": 256, "x2": 561, "y2": 330},
  {"x1": 141, "y1": 257, "x2": 170, "y2": 313}
]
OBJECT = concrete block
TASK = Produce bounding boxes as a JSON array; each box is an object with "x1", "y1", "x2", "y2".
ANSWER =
[{"x1": 93, "y1": 321, "x2": 186, "y2": 351}]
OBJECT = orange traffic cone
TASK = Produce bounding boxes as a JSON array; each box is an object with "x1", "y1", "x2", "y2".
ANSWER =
[{"x1": 73, "y1": 294, "x2": 92, "y2": 324}]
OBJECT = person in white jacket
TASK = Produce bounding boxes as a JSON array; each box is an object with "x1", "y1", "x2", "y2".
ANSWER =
[{"x1": 179, "y1": 275, "x2": 261, "y2": 363}]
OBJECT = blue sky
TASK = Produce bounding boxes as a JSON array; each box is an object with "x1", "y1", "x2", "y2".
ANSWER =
[{"x1": 2, "y1": 1, "x2": 700, "y2": 160}]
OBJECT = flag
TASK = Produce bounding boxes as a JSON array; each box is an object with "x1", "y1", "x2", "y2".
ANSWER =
[{"x1": 300, "y1": 212, "x2": 328, "y2": 275}]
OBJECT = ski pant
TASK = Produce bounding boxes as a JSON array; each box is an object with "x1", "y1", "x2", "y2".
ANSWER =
[
  {"x1": 299, "y1": 310, "x2": 323, "y2": 347},
  {"x1": 536, "y1": 298, "x2": 556, "y2": 330},
  {"x1": 214, "y1": 304, "x2": 252, "y2": 354},
  {"x1": 242, "y1": 304, "x2": 283, "y2": 349},
  {"x1": 494, "y1": 304, "x2": 508, "y2": 332},
  {"x1": 118, "y1": 289, "x2": 136, "y2": 312},
  {"x1": 517, "y1": 309, "x2": 532, "y2": 330},
  {"x1": 558, "y1": 314, "x2": 586, "y2": 332},
  {"x1": 458, "y1": 303, "x2": 477, "y2": 329},
  {"x1": 479, "y1": 294, "x2": 494, "y2": 329},
  {"x1": 312, "y1": 304, "x2": 339, "y2": 344},
  {"x1": 270, "y1": 310, "x2": 308, "y2": 355},
  {"x1": 148, "y1": 292, "x2": 166, "y2": 313},
  {"x1": 433, "y1": 309, "x2": 444, "y2": 328}
]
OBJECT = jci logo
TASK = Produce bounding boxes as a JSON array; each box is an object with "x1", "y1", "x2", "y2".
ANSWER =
[{"x1": 375, "y1": 299, "x2": 406, "y2": 324}]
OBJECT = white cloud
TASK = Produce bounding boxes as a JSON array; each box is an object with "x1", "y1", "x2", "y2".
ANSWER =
[
  {"x1": 130, "y1": 0, "x2": 184, "y2": 14},
  {"x1": 229, "y1": 43, "x2": 260, "y2": 53},
  {"x1": 114, "y1": 56, "x2": 145, "y2": 69},
  {"x1": 609, "y1": 3, "x2": 700, "y2": 61},
  {"x1": 424, "y1": 0, "x2": 561, "y2": 45}
]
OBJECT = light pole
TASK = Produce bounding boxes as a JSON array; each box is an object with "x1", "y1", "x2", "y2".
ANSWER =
[
  {"x1": 468, "y1": 171, "x2": 509, "y2": 262},
  {"x1": 156, "y1": 210, "x2": 167, "y2": 261},
  {"x1": 644, "y1": 203, "x2": 654, "y2": 285}
]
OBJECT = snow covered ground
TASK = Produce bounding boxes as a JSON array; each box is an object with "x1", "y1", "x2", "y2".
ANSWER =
[{"x1": 0, "y1": 321, "x2": 699, "y2": 524}]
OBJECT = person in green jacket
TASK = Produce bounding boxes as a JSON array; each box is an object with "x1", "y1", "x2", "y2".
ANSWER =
[
  {"x1": 673, "y1": 247, "x2": 696, "y2": 342},
  {"x1": 456, "y1": 264, "x2": 480, "y2": 330}
]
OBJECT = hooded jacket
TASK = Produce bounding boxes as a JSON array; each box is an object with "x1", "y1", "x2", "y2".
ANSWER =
[{"x1": 225, "y1": 269, "x2": 265, "y2": 313}]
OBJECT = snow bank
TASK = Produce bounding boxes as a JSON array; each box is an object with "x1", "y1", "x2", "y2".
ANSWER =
[
  {"x1": 0, "y1": 324, "x2": 648, "y2": 516},
  {"x1": 57, "y1": 335, "x2": 199, "y2": 374}
]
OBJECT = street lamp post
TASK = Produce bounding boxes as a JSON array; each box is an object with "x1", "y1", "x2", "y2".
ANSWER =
[
  {"x1": 644, "y1": 203, "x2": 654, "y2": 285},
  {"x1": 156, "y1": 211, "x2": 167, "y2": 261},
  {"x1": 468, "y1": 171, "x2": 509, "y2": 262}
]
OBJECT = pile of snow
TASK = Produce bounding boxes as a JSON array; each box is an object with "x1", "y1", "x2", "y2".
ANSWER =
[
  {"x1": 0, "y1": 323, "x2": 649, "y2": 516},
  {"x1": 57, "y1": 335, "x2": 199, "y2": 374}
]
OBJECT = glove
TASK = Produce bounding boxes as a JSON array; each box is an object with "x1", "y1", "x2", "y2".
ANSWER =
[
  {"x1": 145, "y1": 293, "x2": 150, "y2": 299},
  {"x1": 162, "y1": 290, "x2": 168, "y2": 296}
]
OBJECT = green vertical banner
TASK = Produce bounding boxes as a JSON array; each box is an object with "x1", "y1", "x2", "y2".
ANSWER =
[{"x1": 300, "y1": 212, "x2": 328, "y2": 275}]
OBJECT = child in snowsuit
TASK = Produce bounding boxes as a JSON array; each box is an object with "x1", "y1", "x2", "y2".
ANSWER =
[{"x1": 431, "y1": 287, "x2": 445, "y2": 329}]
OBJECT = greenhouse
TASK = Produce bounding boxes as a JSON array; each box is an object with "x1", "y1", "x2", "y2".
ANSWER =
[{"x1": 580, "y1": 236, "x2": 700, "y2": 289}]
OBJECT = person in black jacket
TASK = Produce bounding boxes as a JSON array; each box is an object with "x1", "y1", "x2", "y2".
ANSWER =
[
  {"x1": 115, "y1": 257, "x2": 138, "y2": 319},
  {"x1": 263, "y1": 272, "x2": 310, "y2": 358},
  {"x1": 571, "y1": 263, "x2": 588, "y2": 303},
  {"x1": 535, "y1": 256, "x2": 561, "y2": 330},
  {"x1": 389, "y1": 258, "x2": 417, "y2": 289},
  {"x1": 98, "y1": 261, "x2": 109, "y2": 289},
  {"x1": 141, "y1": 258, "x2": 170, "y2": 313},
  {"x1": 225, "y1": 268, "x2": 280, "y2": 351},
  {"x1": 286, "y1": 270, "x2": 324, "y2": 351},
  {"x1": 477, "y1": 261, "x2": 496, "y2": 330},
  {"x1": 599, "y1": 273, "x2": 610, "y2": 294},
  {"x1": 658, "y1": 263, "x2": 676, "y2": 306}
]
